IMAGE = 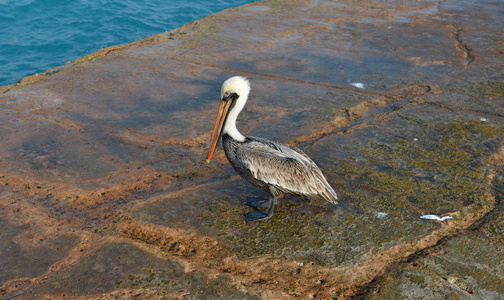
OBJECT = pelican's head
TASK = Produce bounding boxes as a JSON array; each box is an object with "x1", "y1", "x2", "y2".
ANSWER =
[
  {"x1": 206, "y1": 76, "x2": 250, "y2": 163},
  {"x1": 220, "y1": 76, "x2": 250, "y2": 102}
]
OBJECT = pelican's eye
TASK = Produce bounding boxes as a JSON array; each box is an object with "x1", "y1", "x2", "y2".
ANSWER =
[{"x1": 222, "y1": 91, "x2": 233, "y2": 101}]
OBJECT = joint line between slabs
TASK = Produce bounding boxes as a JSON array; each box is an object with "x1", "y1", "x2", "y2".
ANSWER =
[{"x1": 167, "y1": 56, "x2": 386, "y2": 97}]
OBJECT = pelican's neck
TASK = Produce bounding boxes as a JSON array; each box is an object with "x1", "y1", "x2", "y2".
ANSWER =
[{"x1": 223, "y1": 93, "x2": 247, "y2": 142}]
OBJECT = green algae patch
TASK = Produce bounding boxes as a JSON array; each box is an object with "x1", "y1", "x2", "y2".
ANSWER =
[
  {"x1": 479, "y1": 81, "x2": 504, "y2": 98},
  {"x1": 134, "y1": 112, "x2": 503, "y2": 269},
  {"x1": 367, "y1": 172, "x2": 504, "y2": 299},
  {"x1": 200, "y1": 194, "x2": 439, "y2": 267},
  {"x1": 312, "y1": 113, "x2": 501, "y2": 264},
  {"x1": 496, "y1": 40, "x2": 504, "y2": 53},
  {"x1": 204, "y1": 199, "x2": 343, "y2": 264},
  {"x1": 357, "y1": 119, "x2": 501, "y2": 213}
]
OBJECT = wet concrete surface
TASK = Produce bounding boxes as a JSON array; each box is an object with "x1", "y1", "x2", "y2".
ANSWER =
[{"x1": 0, "y1": 0, "x2": 503, "y2": 298}]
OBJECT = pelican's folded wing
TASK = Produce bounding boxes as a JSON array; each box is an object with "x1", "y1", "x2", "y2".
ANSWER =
[{"x1": 236, "y1": 138, "x2": 338, "y2": 204}]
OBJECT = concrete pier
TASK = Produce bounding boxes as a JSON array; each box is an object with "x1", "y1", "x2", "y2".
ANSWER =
[{"x1": 1, "y1": 0, "x2": 503, "y2": 298}]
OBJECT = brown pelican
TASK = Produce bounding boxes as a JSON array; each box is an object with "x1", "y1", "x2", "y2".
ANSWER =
[{"x1": 206, "y1": 76, "x2": 338, "y2": 221}]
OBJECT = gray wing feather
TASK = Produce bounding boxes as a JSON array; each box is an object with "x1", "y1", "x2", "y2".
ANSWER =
[{"x1": 236, "y1": 138, "x2": 338, "y2": 204}]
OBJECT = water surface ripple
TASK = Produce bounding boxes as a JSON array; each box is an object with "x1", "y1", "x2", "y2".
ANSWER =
[{"x1": 0, "y1": 0, "x2": 254, "y2": 86}]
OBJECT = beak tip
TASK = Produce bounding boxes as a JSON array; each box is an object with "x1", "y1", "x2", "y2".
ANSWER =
[{"x1": 206, "y1": 159, "x2": 211, "y2": 163}]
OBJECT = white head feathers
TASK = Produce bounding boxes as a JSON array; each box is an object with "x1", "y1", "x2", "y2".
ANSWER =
[{"x1": 220, "y1": 76, "x2": 250, "y2": 142}]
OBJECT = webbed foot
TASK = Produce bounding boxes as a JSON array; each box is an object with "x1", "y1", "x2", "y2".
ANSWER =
[
  {"x1": 244, "y1": 197, "x2": 276, "y2": 222},
  {"x1": 246, "y1": 197, "x2": 272, "y2": 208},
  {"x1": 244, "y1": 210, "x2": 274, "y2": 222}
]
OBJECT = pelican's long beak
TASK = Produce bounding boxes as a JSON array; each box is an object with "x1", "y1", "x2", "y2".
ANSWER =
[{"x1": 206, "y1": 99, "x2": 233, "y2": 163}]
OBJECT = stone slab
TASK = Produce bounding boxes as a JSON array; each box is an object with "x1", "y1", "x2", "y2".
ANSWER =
[{"x1": 0, "y1": 0, "x2": 503, "y2": 298}]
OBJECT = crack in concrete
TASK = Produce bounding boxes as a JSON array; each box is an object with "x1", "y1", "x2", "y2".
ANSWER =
[
  {"x1": 424, "y1": 101, "x2": 504, "y2": 118},
  {"x1": 293, "y1": 84, "x2": 433, "y2": 147},
  {"x1": 452, "y1": 26, "x2": 475, "y2": 67},
  {"x1": 1, "y1": 86, "x2": 500, "y2": 298},
  {"x1": 119, "y1": 167, "x2": 499, "y2": 298},
  {"x1": 356, "y1": 161, "x2": 504, "y2": 298}
]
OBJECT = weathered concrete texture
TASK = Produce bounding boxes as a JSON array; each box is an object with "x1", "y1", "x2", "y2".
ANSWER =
[
  {"x1": 0, "y1": 0, "x2": 503, "y2": 298},
  {"x1": 366, "y1": 172, "x2": 504, "y2": 299}
]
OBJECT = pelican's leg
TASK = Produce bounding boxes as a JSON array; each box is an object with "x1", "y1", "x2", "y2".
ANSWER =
[
  {"x1": 244, "y1": 197, "x2": 276, "y2": 222},
  {"x1": 246, "y1": 197, "x2": 272, "y2": 208}
]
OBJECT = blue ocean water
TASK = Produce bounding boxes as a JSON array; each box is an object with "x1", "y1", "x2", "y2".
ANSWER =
[{"x1": 0, "y1": 0, "x2": 255, "y2": 86}]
